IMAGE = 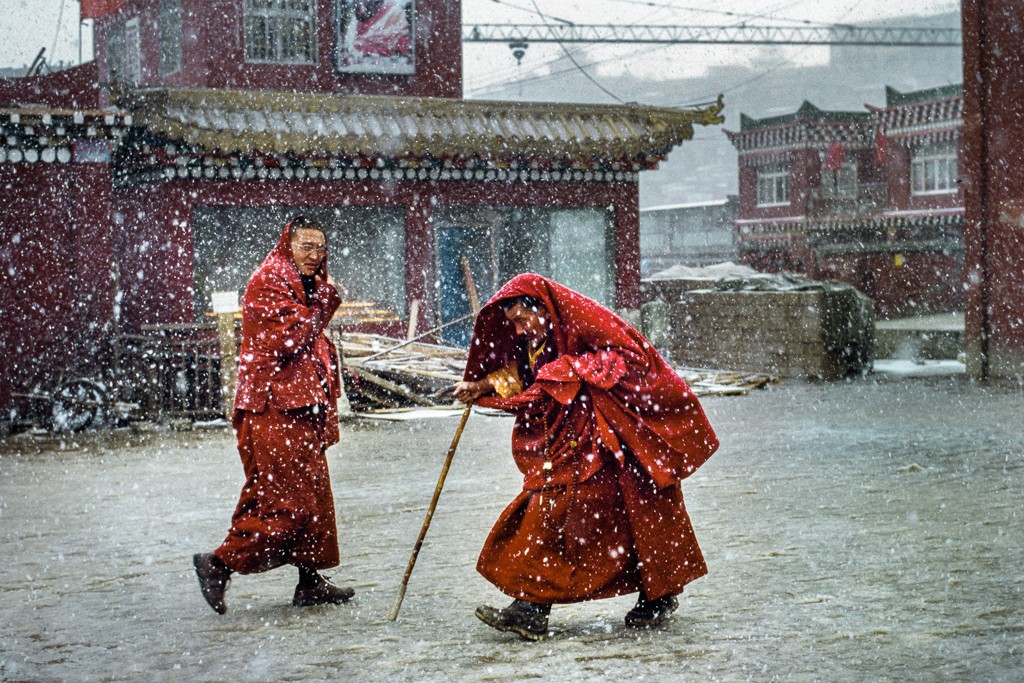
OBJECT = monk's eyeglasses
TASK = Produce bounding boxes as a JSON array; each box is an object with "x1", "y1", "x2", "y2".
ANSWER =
[{"x1": 293, "y1": 242, "x2": 327, "y2": 256}]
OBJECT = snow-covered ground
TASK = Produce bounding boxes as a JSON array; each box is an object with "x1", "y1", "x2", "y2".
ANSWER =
[{"x1": 1, "y1": 376, "x2": 1021, "y2": 681}]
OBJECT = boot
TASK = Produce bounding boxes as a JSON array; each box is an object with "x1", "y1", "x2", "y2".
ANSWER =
[
  {"x1": 475, "y1": 599, "x2": 550, "y2": 641},
  {"x1": 292, "y1": 572, "x2": 355, "y2": 607},
  {"x1": 193, "y1": 553, "x2": 231, "y2": 615},
  {"x1": 624, "y1": 590, "x2": 679, "y2": 628}
]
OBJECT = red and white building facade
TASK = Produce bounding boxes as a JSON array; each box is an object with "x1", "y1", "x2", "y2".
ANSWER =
[
  {"x1": 0, "y1": 0, "x2": 722, "y2": 416},
  {"x1": 726, "y1": 85, "x2": 964, "y2": 318}
]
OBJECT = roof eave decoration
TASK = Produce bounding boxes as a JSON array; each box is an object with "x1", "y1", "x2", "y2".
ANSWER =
[{"x1": 118, "y1": 89, "x2": 724, "y2": 164}]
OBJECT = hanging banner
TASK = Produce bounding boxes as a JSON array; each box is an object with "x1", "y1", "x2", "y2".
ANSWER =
[
  {"x1": 81, "y1": 0, "x2": 126, "y2": 20},
  {"x1": 336, "y1": 0, "x2": 416, "y2": 74},
  {"x1": 824, "y1": 141, "x2": 846, "y2": 172}
]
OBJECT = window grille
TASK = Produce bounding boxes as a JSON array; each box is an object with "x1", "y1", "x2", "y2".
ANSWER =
[
  {"x1": 124, "y1": 18, "x2": 142, "y2": 84},
  {"x1": 244, "y1": 0, "x2": 316, "y2": 64},
  {"x1": 159, "y1": 0, "x2": 183, "y2": 75},
  {"x1": 820, "y1": 161, "x2": 858, "y2": 198},
  {"x1": 756, "y1": 165, "x2": 791, "y2": 207},
  {"x1": 911, "y1": 142, "x2": 959, "y2": 195},
  {"x1": 106, "y1": 25, "x2": 125, "y2": 82}
]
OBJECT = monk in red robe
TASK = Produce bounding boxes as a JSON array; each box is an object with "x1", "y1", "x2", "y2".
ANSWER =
[
  {"x1": 453, "y1": 274, "x2": 718, "y2": 640},
  {"x1": 193, "y1": 215, "x2": 354, "y2": 614}
]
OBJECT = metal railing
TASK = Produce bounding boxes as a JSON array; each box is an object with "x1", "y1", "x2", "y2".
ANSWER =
[{"x1": 117, "y1": 323, "x2": 226, "y2": 421}]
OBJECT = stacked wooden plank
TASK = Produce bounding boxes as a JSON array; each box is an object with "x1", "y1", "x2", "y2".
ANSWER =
[
  {"x1": 334, "y1": 301, "x2": 400, "y2": 326},
  {"x1": 675, "y1": 367, "x2": 778, "y2": 396},
  {"x1": 341, "y1": 333, "x2": 466, "y2": 411},
  {"x1": 338, "y1": 332, "x2": 777, "y2": 411}
]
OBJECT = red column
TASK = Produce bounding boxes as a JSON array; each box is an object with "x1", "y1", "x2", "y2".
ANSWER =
[
  {"x1": 614, "y1": 183, "x2": 641, "y2": 309},
  {"x1": 405, "y1": 190, "x2": 436, "y2": 330},
  {"x1": 70, "y1": 163, "x2": 116, "y2": 350},
  {"x1": 961, "y1": 0, "x2": 1024, "y2": 379}
]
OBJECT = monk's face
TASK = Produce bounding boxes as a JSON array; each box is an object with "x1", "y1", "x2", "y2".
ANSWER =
[
  {"x1": 504, "y1": 302, "x2": 549, "y2": 345},
  {"x1": 290, "y1": 227, "x2": 327, "y2": 277}
]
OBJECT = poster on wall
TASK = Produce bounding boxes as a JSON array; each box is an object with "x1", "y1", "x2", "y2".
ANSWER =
[{"x1": 335, "y1": 0, "x2": 415, "y2": 74}]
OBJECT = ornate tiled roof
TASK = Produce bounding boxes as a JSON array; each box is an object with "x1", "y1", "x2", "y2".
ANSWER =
[
  {"x1": 121, "y1": 88, "x2": 724, "y2": 164},
  {"x1": 0, "y1": 108, "x2": 132, "y2": 164},
  {"x1": 876, "y1": 85, "x2": 963, "y2": 144},
  {"x1": 735, "y1": 207, "x2": 963, "y2": 234},
  {"x1": 725, "y1": 101, "x2": 873, "y2": 155}
]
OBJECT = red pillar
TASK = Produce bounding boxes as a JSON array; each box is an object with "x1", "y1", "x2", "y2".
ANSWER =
[
  {"x1": 70, "y1": 163, "x2": 116, "y2": 351},
  {"x1": 961, "y1": 0, "x2": 1024, "y2": 379},
  {"x1": 405, "y1": 190, "x2": 436, "y2": 330},
  {"x1": 615, "y1": 183, "x2": 641, "y2": 309}
]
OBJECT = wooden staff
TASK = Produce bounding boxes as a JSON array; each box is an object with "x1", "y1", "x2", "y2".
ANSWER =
[{"x1": 387, "y1": 401, "x2": 473, "y2": 621}]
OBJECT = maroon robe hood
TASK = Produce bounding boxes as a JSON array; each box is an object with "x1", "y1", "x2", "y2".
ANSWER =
[
  {"x1": 233, "y1": 221, "x2": 343, "y2": 445},
  {"x1": 465, "y1": 273, "x2": 718, "y2": 487}
]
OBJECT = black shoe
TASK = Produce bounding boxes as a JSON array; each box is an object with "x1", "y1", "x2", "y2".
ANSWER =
[
  {"x1": 475, "y1": 599, "x2": 550, "y2": 641},
  {"x1": 193, "y1": 553, "x2": 231, "y2": 615},
  {"x1": 292, "y1": 574, "x2": 355, "y2": 607},
  {"x1": 624, "y1": 593, "x2": 679, "y2": 628}
]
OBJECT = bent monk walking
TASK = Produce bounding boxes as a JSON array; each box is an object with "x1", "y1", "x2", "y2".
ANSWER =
[
  {"x1": 194, "y1": 215, "x2": 354, "y2": 614},
  {"x1": 452, "y1": 274, "x2": 718, "y2": 640}
]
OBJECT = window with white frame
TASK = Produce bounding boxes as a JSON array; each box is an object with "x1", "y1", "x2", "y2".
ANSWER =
[
  {"x1": 911, "y1": 142, "x2": 958, "y2": 195},
  {"x1": 124, "y1": 18, "x2": 142, "y2": 84},
  {"x1": 244, "y1": 0, "x2": 316, "y2": 64},
  {"x1": 106, "y1": 24, "x2": 125, "y2": 82},
  {"x1": 820, "y1": 160, "x2": 858, "y2": 198},
  {"x1": 756, "y1": 164, "x2": 791, "y2": 207},
  {"x1": 159, "y1": 0, "x2": 182, "y2": 75}
]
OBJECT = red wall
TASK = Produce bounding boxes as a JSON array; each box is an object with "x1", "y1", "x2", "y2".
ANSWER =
[
  {"x1": 0, "y1": 163, "x2": 115, "y2": 412},
  {"x1": 0, "y1": 62, "x2": 102, "y2": 109},
  {"x1": 95, "y1": 0, "x2": 462, "y2": 98},
  {"x1": 815, "y1": 252, "x2": 963, "y2": 318},
  {"x1": 962, "y1": 0, "x2": 1024, "y2": 379},
  {"x1": 884, "y1": 140, "x2": 964, "y2": 213}
]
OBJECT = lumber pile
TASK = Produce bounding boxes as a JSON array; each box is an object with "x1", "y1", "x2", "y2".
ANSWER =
[
  {"x1": 674, "y1": 367, "x2": 778, "y2": 396},
  {"x1": 341, "y1": 333, "x2": 466, "y2": 411},
  {"x1": 338, "y1": 332, "x2": 776, "y2": 411},
  {"x1": 334, "y1": 301, "x2": 400, "y2": 325}
]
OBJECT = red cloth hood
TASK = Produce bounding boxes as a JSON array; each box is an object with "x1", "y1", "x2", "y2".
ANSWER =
[
  {"x1": 263, "y1": 221, "x2": 330, "y2": 285},
  {"x1": 233, "y1": 220, "x2": 342, "y2": 446},
  {"x1": 465, "y1": 273, "x2": 719, "y2": 485}
]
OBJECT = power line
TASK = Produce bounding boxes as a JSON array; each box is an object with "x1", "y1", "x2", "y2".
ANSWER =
[{"x1": 529, "y1": 0, "x2": 625, "y2": 103}]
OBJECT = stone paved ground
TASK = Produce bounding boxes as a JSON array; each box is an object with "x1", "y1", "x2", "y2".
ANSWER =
[{"x1": 1, "y1": 375, "x2": 1021, "y2": 682}]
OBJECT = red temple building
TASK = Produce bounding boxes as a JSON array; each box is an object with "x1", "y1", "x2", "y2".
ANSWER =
[
  {"x1": 0, "y1": 0, "x2": 722, "y2": 417},
  {"x1": 725, "y1": 85, "x2": 964, "y2": 318}
]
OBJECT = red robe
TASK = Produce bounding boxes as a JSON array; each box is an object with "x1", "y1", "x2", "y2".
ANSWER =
[
  {"x1": 214, "y1": 223, "x2": 344, "y2": 575},
  {"x1": 466, "y1": 274, "x2": 719, "y2": 603}
]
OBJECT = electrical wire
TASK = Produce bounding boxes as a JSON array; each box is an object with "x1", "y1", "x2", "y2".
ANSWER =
[
  {"x1": 669, "y1": 0, "x2": 872, "y2": 107},
  {"x1": 519, "y1": 0, "x2": 621, "y2": 102}
]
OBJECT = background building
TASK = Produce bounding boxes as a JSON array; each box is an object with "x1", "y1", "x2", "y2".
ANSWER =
[
  {"x1": 725, "y1": 85, "x2": 963, "y2": 318},
  {"x1": 639, "y1": 197, "x2": 738, "y2": 277},
  {"x1": 0, "y1": 0, "x2": 720, "y2": 415}
]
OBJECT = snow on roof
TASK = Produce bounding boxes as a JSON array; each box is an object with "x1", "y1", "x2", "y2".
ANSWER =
[
  {"x1": 640, "y1": 198, "x2": 731, "y2": 212},
  {"x1": 644, "y1": 261, "x2": 758, "y2": 281}
]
